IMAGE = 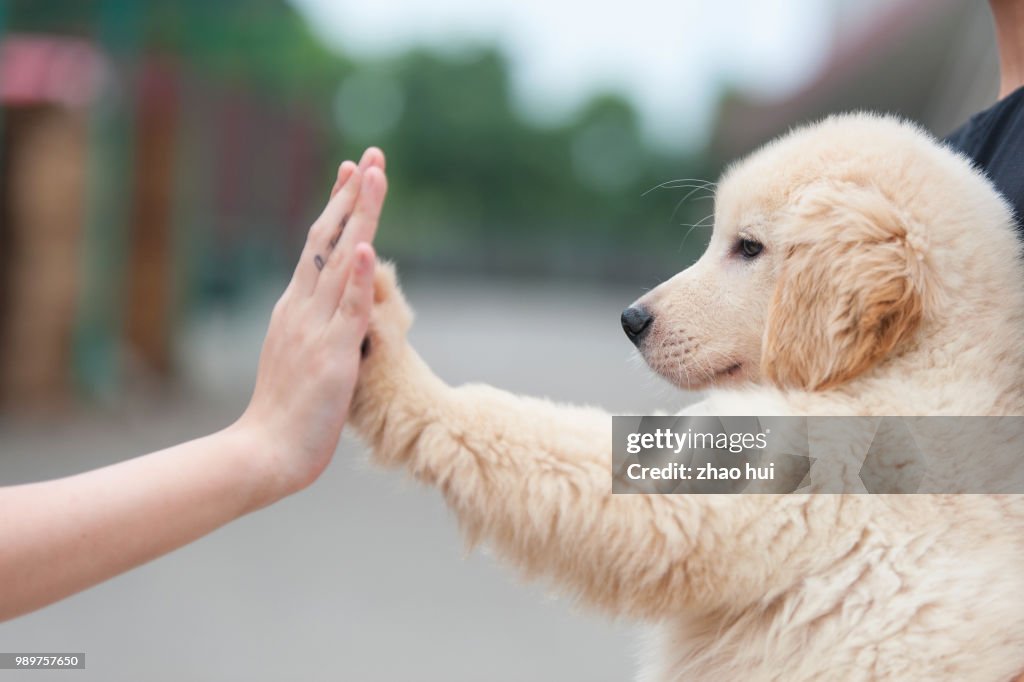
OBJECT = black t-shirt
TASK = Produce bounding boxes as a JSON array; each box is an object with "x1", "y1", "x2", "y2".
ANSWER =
[{"x1": 944, "y1": 86, "x2": 1024, "y2": 233}]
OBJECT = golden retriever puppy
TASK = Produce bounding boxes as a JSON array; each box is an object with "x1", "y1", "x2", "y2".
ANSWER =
[{"x1": 350, "y1": 113, "x2": 1024, "y2": 681}]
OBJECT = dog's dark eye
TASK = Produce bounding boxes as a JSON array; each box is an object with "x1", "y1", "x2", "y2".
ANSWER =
[{"x1": 738, "y1": 238, "x2": 763, "y2": 259}]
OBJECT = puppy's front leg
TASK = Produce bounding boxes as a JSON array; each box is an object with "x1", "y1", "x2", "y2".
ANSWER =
[{"x1": 350, "y1": 263, "x2": 837, "y2": 619}]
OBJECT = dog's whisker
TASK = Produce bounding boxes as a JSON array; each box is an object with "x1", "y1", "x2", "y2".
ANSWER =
[
  {"x1": 670, "y1": 194, "x2": 716, "y2": 222},
  {"x1": 638, "y1": 176, "x2": 712, "y2": 195},
  {"x1": 677, "y1": 213, "x2": 715, "y2": 253},
  {"x1": 678, "y1": 224, "x2": 700, "y2": 253},
  {"x1": 678, "y1": 213, "x2": 715, "y2": 229},
  {"x1": 663, "y1": 186, "x2": 717, "y2": 212},
  {"x1": 670, "y1": 197, "x2": 706, "y2": 224},
  {"x1": 668, "y1": 183, "x2": 717, "y2": 226},
  {"x1": 677, "y1": 183, "x2": 717, "y2": 203},
  {"x1": 662, "y1": 184, "x2": 716, "y2": 201}
]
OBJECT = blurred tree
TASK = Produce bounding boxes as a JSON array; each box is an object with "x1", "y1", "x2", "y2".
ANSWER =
[
  {"x1": 339, "y1": 48, "x2": 712, "y2": 278},
  {"x1": 4, "y1": 0, "x2": 713, "y2": 282}
]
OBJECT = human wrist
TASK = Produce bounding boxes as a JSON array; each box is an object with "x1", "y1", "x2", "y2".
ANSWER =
[{"x1": 220, "y1": 418, "x2": 291, "y2": 513}]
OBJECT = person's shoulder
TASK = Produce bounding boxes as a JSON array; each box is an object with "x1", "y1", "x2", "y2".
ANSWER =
[{"x1": 945, "y1": 85, "x2": 1024, "y2": 153}]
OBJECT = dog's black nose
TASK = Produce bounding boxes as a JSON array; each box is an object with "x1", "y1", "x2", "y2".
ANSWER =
[{"x1": 621, "y1": 305, "x2": 654, "y2": 345}]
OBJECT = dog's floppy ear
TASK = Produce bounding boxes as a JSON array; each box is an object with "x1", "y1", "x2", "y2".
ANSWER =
[{"x1": 761, "y1": 182, "x2": 926, "y2": 391}]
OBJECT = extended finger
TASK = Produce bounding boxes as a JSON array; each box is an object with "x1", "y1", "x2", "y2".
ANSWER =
[
  {"x1": 293, "y1": 164, "x2": 362, "y2": 297},
  {"x1": 332, "y1": 166, "x2": 388, "y2": 269},
  {"x1": 358, "y1": 147, "x2": 386, "y2": 172},
  {"x1": 313, "y1": 169, "x2": 387, "y2": 317},
  {"x1": 331, "y1": 148, "x2": 385, "y2": 199},
  {"x1": 329, "y1": 149, "x2": 382, "y2": 199},
  {"x1": 329, "y1": 161, "x2": 357, "y2": 199},
  {"x1": 333, "y1": 242, "x2": 376, "y2": 348}
]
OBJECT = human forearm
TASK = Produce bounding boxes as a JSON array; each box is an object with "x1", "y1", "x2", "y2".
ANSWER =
[
  {"x1": 0, "y1": 150, "x2": 387, "y2": 623},
  {"x1": 0, "y1": 425, "x2": 272, "y2": 622},
  {"x1": 991, "y1": 0, "x2": 1024, "y2": 98}
]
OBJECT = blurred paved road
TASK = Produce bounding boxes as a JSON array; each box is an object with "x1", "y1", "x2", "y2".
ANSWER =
[{"x1": 0, "y1": 274, "x2": 699, "y2": 682}]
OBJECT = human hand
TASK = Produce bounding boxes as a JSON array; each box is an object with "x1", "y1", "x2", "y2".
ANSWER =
[{"x1": 235, "y1": 149, "x2": 389, "y2": 504}]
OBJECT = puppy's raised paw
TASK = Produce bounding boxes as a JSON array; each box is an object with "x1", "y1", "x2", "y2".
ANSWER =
[
  {"x1": 360, "y1": 259, "x2": 414, "y2": 360},
  {"x1": 351, "y1": 259, "x2": 429, "y2": 439}
]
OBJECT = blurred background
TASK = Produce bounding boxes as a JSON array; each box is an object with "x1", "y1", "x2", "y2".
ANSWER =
[{"x1": 0, "y1": 0, "x2": 1002, "y2": 679}]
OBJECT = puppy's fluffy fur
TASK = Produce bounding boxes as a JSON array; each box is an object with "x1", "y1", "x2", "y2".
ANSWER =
[{"x1": 350, "y1": 114, "x2": 1024, "y2": 681}]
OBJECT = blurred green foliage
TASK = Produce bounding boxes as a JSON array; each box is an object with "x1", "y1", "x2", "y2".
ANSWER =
[
  {"x1": 356, "y1": 49, "x2": 713, "y2": 279},
  {"x1": 6, "y1": 0, "x2": 716, "y2": 283}
]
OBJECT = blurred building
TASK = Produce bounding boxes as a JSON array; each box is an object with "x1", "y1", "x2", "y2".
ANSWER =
[
  {"x1": 0, "y1": 4, "x2": 331, "y2": 409},
  {"x1": 710, "y1": 0, "x2": 998, "y2": 160},
  {"x1": 0, "y1": 36, "x2": 104, "y2": 408}
]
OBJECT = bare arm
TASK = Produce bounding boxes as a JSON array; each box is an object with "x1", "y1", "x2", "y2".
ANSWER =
[
  {"x1": 991, "y1": 0, "x2": 1024, "y2": 99},
  {"x1": 0, "y1": 428, "x2": 270, "y2": 621},
  {"x1": 0, "y1": 151, "x2": 388, "y2": 622}
]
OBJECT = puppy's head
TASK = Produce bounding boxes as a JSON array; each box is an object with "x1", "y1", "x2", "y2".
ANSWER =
[{"x1": 626, "y1": 114, "x2": 937, "y2": 392}]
